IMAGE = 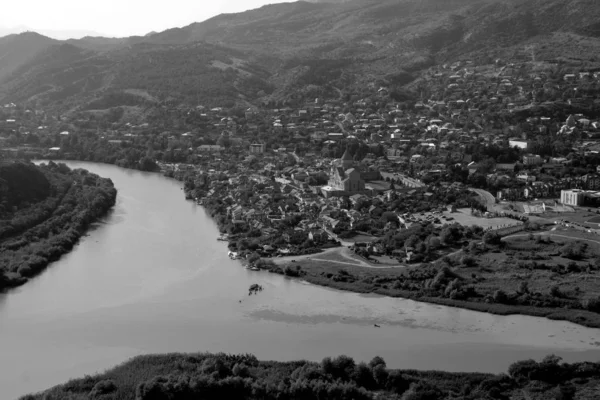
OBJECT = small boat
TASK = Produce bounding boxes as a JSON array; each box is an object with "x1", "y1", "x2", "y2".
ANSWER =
[
  {"x1": 373, "y1": 324, "x2": 380, "y2": 328},
  {"x1": 250, "y1": 266, "x2": 260, "y2": 271}
]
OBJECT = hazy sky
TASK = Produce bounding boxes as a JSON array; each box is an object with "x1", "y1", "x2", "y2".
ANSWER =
[{"x1": 0, "y1": 0, "x2": 287, "y2": 38}]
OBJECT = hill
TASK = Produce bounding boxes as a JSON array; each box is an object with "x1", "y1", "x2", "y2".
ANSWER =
[
  {"x1": 2, "y1": 0, "x2": 600, "y2": 112},
  {"x1": 0, "y1": 32, "x2": 58, "y2": 82}
]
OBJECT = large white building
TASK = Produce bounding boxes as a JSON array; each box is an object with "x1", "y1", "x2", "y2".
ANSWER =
[
  {"x1": 509, "y1": 139, "x2": 529, "y2": 149},
  {"x1": 561, "y1": 189, "x2": 586, "y2": 206}
]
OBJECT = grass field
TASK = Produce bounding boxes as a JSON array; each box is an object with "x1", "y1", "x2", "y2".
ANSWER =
[
  {"x1": 266, "y1": 231, "x2": 600, "y2": 329},
  {"x1": 444, "y1": 208, "x2": 521, "y2": 229},
  {"x1": 461, "y1": 233, "x2": 600, "y2": 312}
]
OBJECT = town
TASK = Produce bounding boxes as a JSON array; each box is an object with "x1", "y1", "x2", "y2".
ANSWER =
[{"x1": 2, "y1": 55, "x2": 600, "y2": 326}]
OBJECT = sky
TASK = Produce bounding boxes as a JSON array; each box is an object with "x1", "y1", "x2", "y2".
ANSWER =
[{"x1": 0, "y1": 0, "x2": 288, "y2": 39}]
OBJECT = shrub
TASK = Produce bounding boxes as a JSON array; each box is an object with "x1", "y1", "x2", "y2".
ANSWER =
[
  {"x1": 89, "y1": 380, "x2": 117, "y2": 397},
  {"x1": 550, "y1": 285, "x2": 562, "y2": 298},
  {"x1": 493, "y1": 289, "x2": 509, "y2": 304}
]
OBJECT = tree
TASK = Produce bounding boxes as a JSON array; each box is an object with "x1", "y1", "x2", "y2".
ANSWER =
[
  {"x1": 217, "y1": 134, "x2": 231, "y2": 148},
  {"x1": 460, "y1": 256, "x2": 476, "y2": 268},
  {"x1": 368, "y1": 356, "x2": 386, "y2": 369},
  {"x1": 139, "y1": 156, "x2": 158, "y2": 171},
  {"x1": 518, "y1": 281, "x2": 529, "y2": 294},
  {"x1": 483, "y1": 231, "x2": 501, "y2": 245},
  {"x1": 400, "y1": 381, "x2": 443, "y2": 400},
  {"x1": 493, "y1": 289, "x2": 508, "y2": 304},
  {"x1": 372, "y1": 364, "x2": 389, "y2": 387},
  {"x1": 351, "y1": 362, "x2": 376, "y2": 389},
  {"x1": 386, "y1": 370, "x2": 410, "y2": 394}
]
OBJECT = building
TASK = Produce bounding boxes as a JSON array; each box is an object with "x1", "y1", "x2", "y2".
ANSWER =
[
  {"x1": 509, "y1": 139, "x2": 529, "y2": 149},
  {"x1": 249, "y1": 143, "x2": 266, "y2": 154},
  {"x1": 197, "y1": 145, "x2": 222, "y2": 152},
  {"x1": 561, "y1": 189, "x2": 586, "y2": 206},
  {"x1": 321, "y1": 149, "x2": 365, "y2": 197},
  {"x1": 581, "y1": 174, "x2": 600, "y2": 190},
  {"x1": 522, "y1": 154, "x2": 544, "y2": 166}
]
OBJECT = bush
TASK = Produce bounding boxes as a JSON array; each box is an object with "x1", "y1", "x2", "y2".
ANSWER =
[
  {"x1": 483, "y1": 232, "x2": 501, "y2": 245},
  {"x1": 493, "y1": 289, "x2": 509, "y2": 304},
  {"x1": 89, "y1": 380, "x2": 117, "y2": 397},
  {"x1": 400, "y1": 381, "x2": 443, "y2": 400},
  {"x1": 581, "y1": 297, "x2": 600, "y2": 313},
  {"x1": 550, "y1": 285, "x2": 562, "y2": 298}
]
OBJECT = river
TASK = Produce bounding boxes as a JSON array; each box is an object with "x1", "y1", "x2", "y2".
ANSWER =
[{"x1": 1, "y1": 161, "x2": 599, "y2": 398}]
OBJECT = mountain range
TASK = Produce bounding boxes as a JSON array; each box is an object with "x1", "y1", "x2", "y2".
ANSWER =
[{"x1": 1, "y1": 0, "x2": 600, "y2": 114}]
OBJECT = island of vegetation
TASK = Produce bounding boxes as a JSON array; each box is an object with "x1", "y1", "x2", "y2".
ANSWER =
[
  {"x1": 23, "y1": 352, "x2": 600, "y2": 400},
  {"x1": 0, "y1": 160, "x2": 117, "y2": 290}
]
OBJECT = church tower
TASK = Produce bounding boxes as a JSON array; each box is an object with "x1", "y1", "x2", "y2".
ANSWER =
[{"x1": 340, "y1": 148, "x2": 353, "y2": 170}]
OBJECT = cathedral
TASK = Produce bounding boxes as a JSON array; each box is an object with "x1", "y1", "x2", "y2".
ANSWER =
[{"x1": 321, "y1": 149, "x2": 366, "y2": 197}]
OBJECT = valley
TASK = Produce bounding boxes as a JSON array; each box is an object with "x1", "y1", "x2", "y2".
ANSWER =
[{"x1": 3, "y1": 0, "x2": 600, "y2": 399}]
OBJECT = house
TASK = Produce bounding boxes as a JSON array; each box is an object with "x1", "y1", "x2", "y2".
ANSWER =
[
  {"x1": 249, "y1": 143, "x2": 266, "y2": 154},
  {"x1": 581, "y1": 174, "x2": 600, "y2": 190},
  {"x1": 517, "y1": 173, "x2": 536, "y2": 182},
  {"x1": 496, "y1": 163, "x2": 516, "y2": 172},
  {"x1": 198, "y1": 145, "x2": 222, "y2": 152},
  {"x1": 467, "y1": 162, "x2": 479, "y2": 175},
  {"x1": 509, "y1": 139, "x2": 529, "y2": 149},
  {"x1": 522, "y1": 154, "x2": 543, "y2": 166}
]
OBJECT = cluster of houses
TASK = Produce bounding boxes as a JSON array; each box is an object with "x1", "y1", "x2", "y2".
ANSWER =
[{"x1": 2, "y1": 55, "x2": 600, "y2": 221}]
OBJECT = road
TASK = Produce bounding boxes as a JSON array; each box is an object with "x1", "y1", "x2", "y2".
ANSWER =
[
  {"x1": 504, "y1": 231, "x2": 600, "y2": 246},
  {"x1": 273, "y1": 246, "x2": 406, "y2": 269},
  {"x1": 381, "y1": 172, "x2": 426, "y2": 188},
  {"x1": 469, "y1": 188, "x2": 496, "y2": 207}
]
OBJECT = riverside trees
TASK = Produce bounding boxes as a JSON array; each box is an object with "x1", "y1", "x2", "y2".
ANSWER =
[{"x1": 0, "y1": 161, "x2": 117, "y2": 289}]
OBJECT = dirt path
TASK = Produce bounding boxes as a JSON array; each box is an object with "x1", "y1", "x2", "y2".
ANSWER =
[
  {"x1": 504, "y1": 232, "x2": 600, "y2": 246},
  {"x1": 272, "y1": 246, "x2": 406, "y2": 269}
]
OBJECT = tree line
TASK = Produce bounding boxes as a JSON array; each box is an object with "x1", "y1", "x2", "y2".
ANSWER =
[{"x1": 0, "y1": 161, "x2": 117, "y2": 289}]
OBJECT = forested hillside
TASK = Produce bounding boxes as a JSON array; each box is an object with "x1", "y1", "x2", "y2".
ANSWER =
[
  {"x1": 3, "y1": 0, "x2": 600, "y2": 113},
  {"x1": 0, "y1": 161, "x2": 117, "y2": 289},
  {"x1": 24, "y1": 352, "x2": 600, "y2": 400}
]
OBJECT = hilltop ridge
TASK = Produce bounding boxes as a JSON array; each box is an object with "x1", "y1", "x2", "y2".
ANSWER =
[{"x1": 1, "y1": 0, "x2": 600, "y2": 112}]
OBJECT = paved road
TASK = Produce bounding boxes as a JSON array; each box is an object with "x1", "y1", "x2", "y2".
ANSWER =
[{"x1": 469, "y1": 188, "x2": 496, "y2": 207}]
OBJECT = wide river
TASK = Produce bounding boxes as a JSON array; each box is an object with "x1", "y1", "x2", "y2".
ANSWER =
[{"x1": 1, "y1": 161, "x2": 599, "y2": 398}]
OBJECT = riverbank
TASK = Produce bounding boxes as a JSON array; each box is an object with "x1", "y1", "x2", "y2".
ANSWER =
[
  {"x1": 256, "y1": 238, "x2": 600, "y2": 329},
  {"x1": 263, "y1": 263, "x2": 600, "y2": 329},
  {"x1": 0, "y1": 161, "x2": 117, "y2": 290},
  {"x1": 26, "y1": 351, "x2": 600, "y2": 400}
]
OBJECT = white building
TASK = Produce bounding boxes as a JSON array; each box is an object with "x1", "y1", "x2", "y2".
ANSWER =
[
  {"x1": 561, "y1": 189, "x2": 585, "y2": 206},
  {"x1": 509, "y1": 139, "x2": 529, "y2": 149}
]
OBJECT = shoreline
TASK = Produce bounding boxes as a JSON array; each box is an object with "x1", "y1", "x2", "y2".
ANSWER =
[
  {"x1": 1, "y1": 162, "x2": 118, "y2": 291},
  {"x1": 42, "y1": 159, "x2": 600, "y2": 330},
  {"x1": 285, "y1": 272, "x2": 600, "y2": 329}
]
